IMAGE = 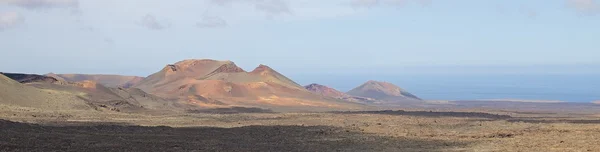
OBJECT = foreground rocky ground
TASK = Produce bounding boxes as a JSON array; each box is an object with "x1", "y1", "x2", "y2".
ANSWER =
[{"x1": 0, "y1": 108, "x2": 599, "y2": 152}]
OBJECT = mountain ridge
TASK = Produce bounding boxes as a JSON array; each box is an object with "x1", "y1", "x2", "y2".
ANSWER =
[{"x1": 133, "y1": 59, "x2": 361, "y2": 111}]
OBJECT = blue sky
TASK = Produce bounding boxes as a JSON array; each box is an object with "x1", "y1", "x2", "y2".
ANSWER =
[{"x1": 0, "y1": 0, "x2": 599, "y2": 76}]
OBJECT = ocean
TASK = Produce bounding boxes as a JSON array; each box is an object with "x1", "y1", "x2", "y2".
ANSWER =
[{"x1": 293, "y1": 74, "x2": 600, "y2": 102}]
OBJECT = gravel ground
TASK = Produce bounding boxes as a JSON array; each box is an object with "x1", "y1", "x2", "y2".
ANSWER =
[{"x1": 1, "y1": 110, "x2": 599, "y2": 152}]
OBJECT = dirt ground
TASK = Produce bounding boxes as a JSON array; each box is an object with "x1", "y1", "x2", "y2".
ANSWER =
[{"x1": 1, "y1": 108, "x2": 599, "y2": 152}]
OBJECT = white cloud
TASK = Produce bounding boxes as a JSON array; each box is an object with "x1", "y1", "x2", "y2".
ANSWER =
[
  {"x1": 525, "y1": 10, "x2": 538, "y2": 19},
  {"x1": 104, "y1": 37, "x2": 114, "y2": 45},
  {"x1": 209, "y1": 0, "x2": 236, "y2": 6},
  {"x1": 209, "y1": 0, "x2": 292, "y2": 16},
  {"x1": 137, "y1": 14, "x2": 169, "y2": 30},
  {"x1": 0, "y1": 12, "x2": 24, "y2": 31},
  {"x1": 567, "y1": 0, "x2": 600, "y2": 15},
  {"x1": 418, "y1": 0, "x2": 432, "y2": 6},
  {"x1": 346, "y1": 0, "x2": 432, "y2": 9},
  {"x1": 349, "y1": 0, "x2": 381, "y2": 9},
  {"x1": 254, "y1": 0, "x2": 292, "y2": 16},
  {"x1": 520, "y1": 7, "x2": 539, "y2": 19},
  {"x1": 2, "y1": 0, "x2": 79, "y2": 9},
  {"x1": 202, "y1": 0, "x2": 362, "y2": 24},
  {"x1": 196, "y1": 16, "x2": 227, "y2": 28}
]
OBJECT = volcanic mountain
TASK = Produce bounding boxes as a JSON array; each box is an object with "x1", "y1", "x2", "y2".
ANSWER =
[
  {"x1": 304, "y1": 83, "x2": 376, "y2": 103},
  {"x1": 133, "y1": 59, "x2": 360, "y2": 110},
  {"x1": 347, "y1": 80, "x2": 421, "y2": 101},
  {"x1": 46, "y1": 73, "x2": 144, "y2": 88}
]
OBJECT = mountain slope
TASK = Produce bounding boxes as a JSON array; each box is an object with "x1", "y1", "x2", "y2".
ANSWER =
[
  {"x1": 46, "y1": 73, "x2": 144, "y2": 88},
  {"x1": 347, "y1": 80, "x2": 421, "y2": 101},
  {"x1": 134, "y1": 59, "x2": 361, "y2": 110}
]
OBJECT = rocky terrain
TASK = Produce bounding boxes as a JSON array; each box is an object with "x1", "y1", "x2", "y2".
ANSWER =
[{"x1": 0, "y1": 109, "x2": 599, "y2": 152}]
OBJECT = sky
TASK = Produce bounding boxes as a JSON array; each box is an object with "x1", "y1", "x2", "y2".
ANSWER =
[{"x1": 1, "y1": 0, "x2": 599, "y2": 77}]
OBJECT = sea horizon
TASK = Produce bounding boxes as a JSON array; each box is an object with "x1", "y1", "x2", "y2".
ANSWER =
[{"x1": 294, "y1": 73, "x2": 600, "y2": 103}]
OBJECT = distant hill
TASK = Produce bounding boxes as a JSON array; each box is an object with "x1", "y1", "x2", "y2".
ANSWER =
[
  {"x1": 0, "y1": 74, "x2": 91, "y2": 111},
  {"x1": 1, "y1": 72, "x2": 60, "y2": 84},
  {"x1": 133, "y1": 59, "x2": 361, "y2": 111},
  {"x1": 593, "y1": 101, "x2": 600, "y2": 104},
  {"x1": 46, "y1": 73, "x2": 144, "y2": 88},
  {"x1": 1, "y1": 73, "x2": 181, "y2": 112},
  {"x1": 304, "y1": 83, "x2": 376, "y2": 103},
  {"x1": 347, "y1": 80, "x2": 421, "y2": 101}
]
